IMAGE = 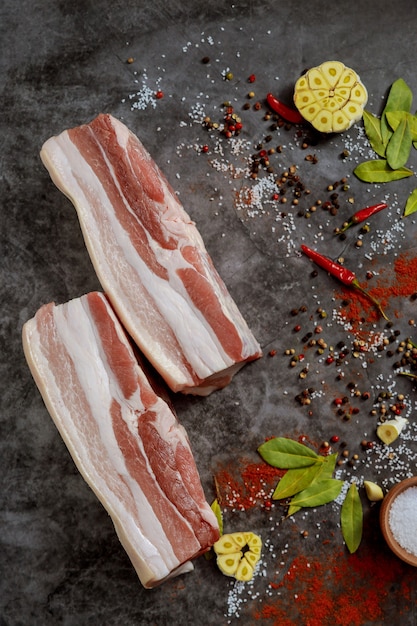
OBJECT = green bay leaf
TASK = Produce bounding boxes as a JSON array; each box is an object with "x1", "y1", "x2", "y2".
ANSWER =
[
  {"x1": 381, "y1": 78, "x2": 413, "y2": 144},
  {"x1": 384, "y1": 78, "x2": 413, "y2": 112},
  {"x1": 272, "y1": 464, "x2": 322, "y2": 500},
  {"x1": 353, "y1": 159, "x2": 413, "y2": 183},
  {"x1": 362, "y1": 109, "x2": 386, "y2": 157},
  {"x1": 341, "y1": 482, "x2": 363, "y2": 554},
  {"x1": 403, "y1": 187, "x2": 417, "y2": 217},
  {"x1": 258, "y1": 437, "x2": 321, "y2": 469},
  {"x1": 289, "y1": 478, "x2": 343, "y2": 508},
  {"x1": 211, "y1": 498, "x2": 223, "y2": 535},
  {"x1": 287, "y1": 503, "x2": 302, "y2": 516},
  {"x1": 317, "y1": 453, "x2": 338, "y2": 478},
  {"x1": 385, "y1": 109, "x2": 406, "y2": 132},
  {"x1": 386, "y1": 111, "x2": 417, "y2": 140},
  {"x1": 386, "y1": 116, "x2": 412, "y2": 169}
]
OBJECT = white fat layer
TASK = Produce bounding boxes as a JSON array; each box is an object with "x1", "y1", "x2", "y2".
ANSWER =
[
  {"x1": 54, "y1": 132, "x2": 232, "y2": 376},
  {"x1": 54, "y1": 295, "x2": 196, "y2": 572},
  {"x1": 24, "y1": 297, "x2": 190, "y2": 584},
  {"x1": 41, "y1": 122, "x2": 260, "y2": 389}
]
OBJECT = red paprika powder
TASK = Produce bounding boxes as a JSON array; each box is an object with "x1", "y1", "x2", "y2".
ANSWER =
[
  {"x1": 336, "y1": 253, "x2": 417, "y2": 330},
  {"x1": 214, "y1": 458, "x2": 285, "y2": 511},
  {"x1": 253, "y1": 545, "x2": 412, "y2": 625}
]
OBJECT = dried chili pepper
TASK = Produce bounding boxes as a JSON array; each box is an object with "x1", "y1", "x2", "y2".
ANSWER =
[
  {"x1": 337, "y1": 202, "x2": 388, "y2": 233},
  {"x1": 266, "y1": 93, "x2": 305, "y2": 124},
  {"x1": 301, "y1": 244, "x2": 389, "y2": 320}
]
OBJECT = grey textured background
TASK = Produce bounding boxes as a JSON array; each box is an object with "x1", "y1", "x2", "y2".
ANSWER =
[{"x1": 2, "y1": 1, "x2": 417, "y2": 624}]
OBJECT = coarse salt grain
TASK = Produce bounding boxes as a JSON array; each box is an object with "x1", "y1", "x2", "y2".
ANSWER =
[{"x1": 389, "y1": 486, "x2": 417, "y2": 556}]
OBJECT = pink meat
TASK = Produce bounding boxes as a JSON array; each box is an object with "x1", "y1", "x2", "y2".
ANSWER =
[
  {"x1": 22, "y1": 292, "x2": 220, "y2": 588},
  {"x1": 40, "y1": 114, "x2": 262, "y2": 395}
]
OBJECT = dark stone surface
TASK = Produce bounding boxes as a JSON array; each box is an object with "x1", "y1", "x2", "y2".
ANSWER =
[{"x1": 2, "y1": 1, "x2": 417, "y2": 624}]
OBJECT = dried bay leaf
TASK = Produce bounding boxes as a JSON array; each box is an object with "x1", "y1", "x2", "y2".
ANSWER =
[
  {"x1": 317, "y1": 452, "x2": 338, "y2": 478},
  {"x1": 381, "y1": 78, "x2": 413, "y2": 145},
  {"x1": 384, "y1": 78, "x2": 413, "y2": 113},
  {"x1": 403, "y1": 187, "x2": 417, "y2": 217},
  {"x1": 289, "y1": 478, "x2": 343, "y2": 508},
  {"x1": 258, "y1": 437, "x2": 322, "y2": 469},
  {"x1": 386, "y1": 111, "x2": 417, "y2": 140},
  {"x1": 354, "y1": 159, "x2": 413, "y2": 183},
  {"x1": 272, "y1": 464, "x2": 323, "y2": 500},
  {"x1": 341, "y1": 482, "x2": 363, "y2": 554},
  {"x1": 287, "y1": 503, "x2": 302, "y2": 516},
  {"x1": 211, "y1": 498, "x2": 223, "y2": 536},
  {"x1": 273, "y1": 452, "x2": 338, "y2": 500},
  {"x1": 362, "y1": 110, "x2": 386, "y2": 157},
  {"x1": 386, "y1": 115, "x2": 412, "y2": 169}
]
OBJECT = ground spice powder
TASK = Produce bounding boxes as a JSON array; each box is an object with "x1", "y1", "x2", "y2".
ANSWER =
[
  {"x1": 214, "y1": 458, "x2": 285, "y2": 510},
  {"x1": 336, "y1": 253, "x2": 417, "y2": 329},
  {"x1": 253, "y1": 544, "x2": 412, "y2": 625}
]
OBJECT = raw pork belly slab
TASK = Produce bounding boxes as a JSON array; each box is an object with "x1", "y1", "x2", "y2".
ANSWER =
[
  {"x1": 40, "y1": 114, "x2": 262, "y2": 395},
  {"x1": 22, "y1": 292, "x2": 220, "y2": 588}
]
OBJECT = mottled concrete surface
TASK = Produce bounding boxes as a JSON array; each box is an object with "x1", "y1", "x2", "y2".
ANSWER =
[{"x1": 2, "y1": 1, "x2": 417, "y2": 624}]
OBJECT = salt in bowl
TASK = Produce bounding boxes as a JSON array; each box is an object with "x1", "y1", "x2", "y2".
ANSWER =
[{"x1": 380, "y1": 476, "x2": 417, "y2": 567}]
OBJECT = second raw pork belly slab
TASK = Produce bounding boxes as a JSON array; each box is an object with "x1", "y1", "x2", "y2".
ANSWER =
[
  {"x1": 22, "y1": 292, "x2": 220, "y2": 588},
  {"x1": 40, "y1": 114, "x2": 262, "y2": 395}
]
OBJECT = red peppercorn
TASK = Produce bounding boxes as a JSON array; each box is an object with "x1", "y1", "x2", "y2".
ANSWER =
[
  {"x1": 294, "y1": 324, "x2": 301, "y2": 332},
  {"x1": 248, "y1": 74, "x2": 256, "y2": 83},
  {"x1": 201, "y1": 145, "x2": 209, "y2": 153},
  {"x1": 334, "y1": 398, "x2": 343, "y2": 406},
  {"x1": 155, "y1": 90, "x2": 164, "y2": 99},
  {"x1": 326, "y1": 356, "x2": 334, "y2": 364},
  {"x1": 330, "y1": 435, "x2": 340, "y2": 443},
  {"x1": 268, "y1": 349, "x2": 277, "y2": 357}
]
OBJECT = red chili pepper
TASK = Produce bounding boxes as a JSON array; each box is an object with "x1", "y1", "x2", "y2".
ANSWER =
[
  {"x1": 301, "y1": 245, "x2": 356, "y2": 285},
  {"x1": 266, "y1": 93, "x2": 305, "y2": 124},
  {"x1": 301, "y1": 244, "x2": 389, "y2": 320},
  {"x1": 339, "y1": 202, "x2": 388, "y2": 233}
]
